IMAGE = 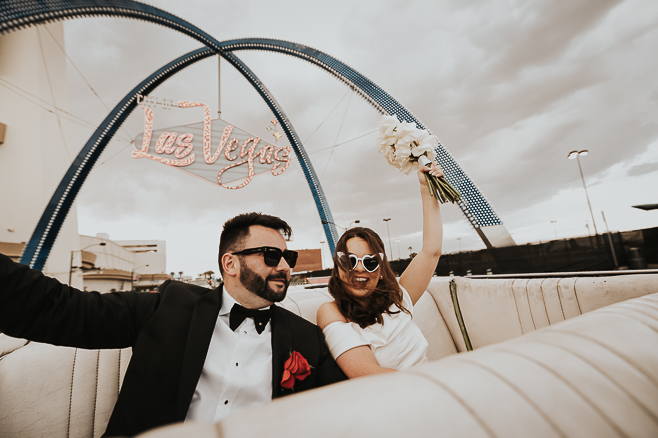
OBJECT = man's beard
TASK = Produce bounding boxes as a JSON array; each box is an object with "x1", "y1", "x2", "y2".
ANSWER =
[{"x1": 239, "y1": 263, "x2": 289, "y2": 303}]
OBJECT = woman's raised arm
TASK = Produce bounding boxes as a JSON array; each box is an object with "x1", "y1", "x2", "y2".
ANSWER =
[{"x1": 399, "y1": 164, "x2": 444, "y2": 305}]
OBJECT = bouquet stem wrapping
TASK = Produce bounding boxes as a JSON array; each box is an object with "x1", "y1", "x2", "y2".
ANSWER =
[{"x1": 418, "y1": 156, "x2": 461, "y2": 204}]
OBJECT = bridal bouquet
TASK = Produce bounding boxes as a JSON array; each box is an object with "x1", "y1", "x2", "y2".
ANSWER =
[{"x1": 377, "y1": 115, "x2": 461, "y2": 203}]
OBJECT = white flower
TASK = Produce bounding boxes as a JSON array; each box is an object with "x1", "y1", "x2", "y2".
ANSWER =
[
  {"x1": 376, "y1": 139, "x2": 389, "y2": 154},
  {"x1": 386, "y1": 146, "x2": 397, "y2": 162},
  {"x1": 379, "y1": 144, "x2": 397, "y2": 167},
  {"x1": 376, "y1": 132, "x2": 394, "y2": 151},
  {"x1": 411, "y1": 133, "x2": 437, "y2": 160},
  {"x1": 375, "y1": 114, "x2": 460, "y2": 203},
  {"x1": 378, "y1": 114, "x2": 401, "y2": 139},
  {"x1": 398, "y1": 160, "x2": 418, "y2": 175},
  {"x1": 394, "y1": 142, "x2": 412, "y2": 163},
  {"x1": 411, "y1": 144, "x2": 433, "y2": 159},
  {"x1": 406, "y1": 131, "x2": 435, "y2": 160},
  {"x1": 377, "y1": 114, "x2": 439, "y2": 175},
  {"x1": 396, "y1": 121, "x2": 422, "y2": 144}
]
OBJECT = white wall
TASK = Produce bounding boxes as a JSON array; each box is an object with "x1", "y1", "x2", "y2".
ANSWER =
[
  {"x1": 84, "y1": 278, "x2": 131, "y2": 293},
  {"x1": 0, "y1": 24, "x2": 81, "y2": 286},
  {"x1": 79, "y1": 235, "x2": 135, "y2": 272},
  {"x1": 114, "y1": 239, "x2": 167, "y2": 274}
]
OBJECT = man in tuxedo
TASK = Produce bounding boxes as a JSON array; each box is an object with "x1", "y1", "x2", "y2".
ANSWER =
[{"x1": 0, "y1": 212, "x2": 346, "y2": 437}]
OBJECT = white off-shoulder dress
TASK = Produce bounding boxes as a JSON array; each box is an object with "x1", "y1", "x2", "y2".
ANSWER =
[{"x1": 322, "y1": 285, "x2": 428, "y2": 370}]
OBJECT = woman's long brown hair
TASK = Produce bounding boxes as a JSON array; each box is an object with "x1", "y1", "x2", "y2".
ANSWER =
[{"x1": 328, "y1": 227, "x2": 410, "y2": 328}]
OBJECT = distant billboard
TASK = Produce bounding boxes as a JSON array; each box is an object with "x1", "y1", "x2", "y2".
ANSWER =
[
  {"x1": 293, "y1": 249, "x2": 323, "y2": 273},
  {"x1": 131, "y1": 101, "x2": 291, "y2": 189}
]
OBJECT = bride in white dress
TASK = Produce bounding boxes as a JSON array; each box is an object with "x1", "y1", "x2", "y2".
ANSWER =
[{"x1": 317, "y1": 164, "x2": 444, "y2": 377}]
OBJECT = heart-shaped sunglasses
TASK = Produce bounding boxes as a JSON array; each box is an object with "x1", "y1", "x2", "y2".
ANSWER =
[{"x1": 336, "y1": 251, "x2": 384, "y2": 273}]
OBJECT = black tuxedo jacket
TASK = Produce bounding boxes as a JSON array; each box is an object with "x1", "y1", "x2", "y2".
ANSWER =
[{"x1": 0, "y1": 254, "x2": 346, "y2": 437}]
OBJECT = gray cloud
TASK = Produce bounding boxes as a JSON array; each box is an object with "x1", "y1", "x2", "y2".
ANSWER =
[
  {"x1": 627, "y1": 161, "x2": 658, "y2": 177},
  {"x1": 51, "y1": 0, "x2": 658, "y2": 274}
]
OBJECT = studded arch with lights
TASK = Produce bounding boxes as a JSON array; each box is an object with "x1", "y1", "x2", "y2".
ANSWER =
[{"x1": 1, "y1": 0, "x2": 514, "y2": 270}]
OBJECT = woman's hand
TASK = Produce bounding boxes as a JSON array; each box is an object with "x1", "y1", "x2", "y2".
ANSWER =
[{"x1": 417, "y1": 162, "x2": 445, "y2": 186}]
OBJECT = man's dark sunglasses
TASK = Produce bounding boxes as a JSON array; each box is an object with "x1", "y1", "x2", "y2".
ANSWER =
[{"x1": 232, "y1": 246, "x2": 298, "y2": 269}]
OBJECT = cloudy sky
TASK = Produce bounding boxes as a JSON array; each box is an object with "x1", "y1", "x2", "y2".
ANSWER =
[{"x1": 52, "y1": 0, "x2": 658, "y2": 276}]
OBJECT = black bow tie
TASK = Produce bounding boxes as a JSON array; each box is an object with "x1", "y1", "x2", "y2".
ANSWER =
[{"x1": 229, "y1": 304, "x2": 272, "y2": 334}]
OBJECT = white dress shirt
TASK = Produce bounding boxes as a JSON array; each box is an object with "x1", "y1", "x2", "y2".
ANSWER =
[{"x1": 185, "y1": 289, "x2": 273, "y2": 423}]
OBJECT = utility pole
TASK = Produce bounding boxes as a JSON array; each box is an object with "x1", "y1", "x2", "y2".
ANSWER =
[
  {"x1": 601, "y1": 211, "x2": 619, "y2": 269},
  {"x1": 382, "y1": 218, "x2": 393, "y2": 259},
  {"x1": 568, "y1": 150, "x2": 598, "y2": 236},
  {"x1": 217, "y1": 55, "x2": 221, "y2": 117}
]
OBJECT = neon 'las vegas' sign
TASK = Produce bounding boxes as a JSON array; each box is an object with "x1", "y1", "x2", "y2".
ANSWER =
[{"x1": 131, "y1": 101, "x2": 291, "y2": 189}]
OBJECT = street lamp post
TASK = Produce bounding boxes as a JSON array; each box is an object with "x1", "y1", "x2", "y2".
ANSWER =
[
  {"x1": 69, "y1": 242, "x2": 106, "y2": 285},
  {"x1": 568, "y1": 150, "x2": 599, "y2": 236},
  {"x1": 456, "y1": 238, "x2": 464, "y2": 275},
  {"x1": 322, "y1": 219, "x2": 360, "y2": 231},
  {"x1": 395, "y1": 239, "x2": 401, "y2": 260},
  {"x1": 550, "y1": 220, "x2": 558, "y2": 240},
  {"x1": 382, "y1": 218, "x2": 393, "y2": 259},
  {"x1": 131, "y1": 264, "x2": 150, "y2": 291},
  {"x1": 601, "y1": 211, "x2": 619, "y2": 269}
]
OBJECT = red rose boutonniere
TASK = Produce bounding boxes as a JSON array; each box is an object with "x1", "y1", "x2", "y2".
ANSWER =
[{"x1": 281, "y1": 351, "x2": 311, "y2": 390}]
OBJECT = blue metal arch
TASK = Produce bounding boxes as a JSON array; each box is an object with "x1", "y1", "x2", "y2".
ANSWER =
[
  {"x1": 2, "y1": 0, "x2": 509, "y2": 269},
  {"x1": 215, "y1": 39, "x2": 504, "y2": 231},
  {"x1": 2, "y1": 1, "x2": 339, "y2": 268},
  {"x1": 0, "y1": 0, "x2": 503, "y2": 231},
  {"x1": 18, "y1": 48, "x2": 216, "y2": 269},
  {"x1": 219, "y1": 51, "x2": 339, "y2": 253}
]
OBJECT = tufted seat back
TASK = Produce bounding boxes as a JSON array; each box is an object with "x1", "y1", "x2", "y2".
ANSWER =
[
  {"x1": 1, "y1": 273, "x2": 656, "y2": 437},
  {"x1": 140, "y1": 292, "x2": 658, "y2": 438},
  {"x1": 0, "y1": 340, "x2": 131, "y2": 438},
  {"x1": 424, "y1": 274, "x2": 657, "y2": 351}
]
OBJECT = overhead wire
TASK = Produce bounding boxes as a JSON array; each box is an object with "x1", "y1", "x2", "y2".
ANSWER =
[
  {"x1": 303, "y1": 89, "x2": 351, "y2": 144},
  {"x1": 287, "y1": 130, "x2": 377, "y2": 182},
  {"x1": 310, "y1": 129, "x2": 376, "y2": 154},
  {"x1": 1, "y1": 26, "x2": 135, "y2": 167},
  {"x1": 286, "y1": 89, "x2": 352, "y2": 178},
  {"x1": 320, "y1": 90, "x2": 353, "y2": 180},
  {"x1": 0, "y1": 79, "x2": 93, "y2": 129},
  {"x1": 23, "y1": 32, "x2": 366, "y2": 172},
  {"x1": 288, "y1": 90, "x2": 372, "y2": 181},
  {"x1": 96, "y1": 141, "x2": 134, "y2": 166},
  {"x1": 43, "y1": 25, "x2": 135, "y2": 153},
  {"x1": 0, "y1": 78, "x2": 132, "y2": 142},
  {"x1": 37, "y1": 26, "x2": 71, "y2": 161},
  {"x1": 44, "y1": 26, "x2": 111, "y2": 112}
]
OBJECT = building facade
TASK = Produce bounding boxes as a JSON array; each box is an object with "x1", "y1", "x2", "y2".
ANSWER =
[
  {"x1": 79, "y1": 234, "x2": 170, "y2": 293},
  {"x1": 0, "y1": 22, "x2": 82, "y2": 285}
]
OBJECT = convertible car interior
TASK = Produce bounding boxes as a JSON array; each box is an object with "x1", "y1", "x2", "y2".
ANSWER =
[{"x1": 1, "y1": 273, "x2": 656, "y2": 437}]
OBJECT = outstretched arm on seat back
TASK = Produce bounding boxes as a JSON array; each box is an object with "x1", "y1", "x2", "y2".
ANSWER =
[{"x1": 0, "y1": 253, "x2": 160, "y2": 349}]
